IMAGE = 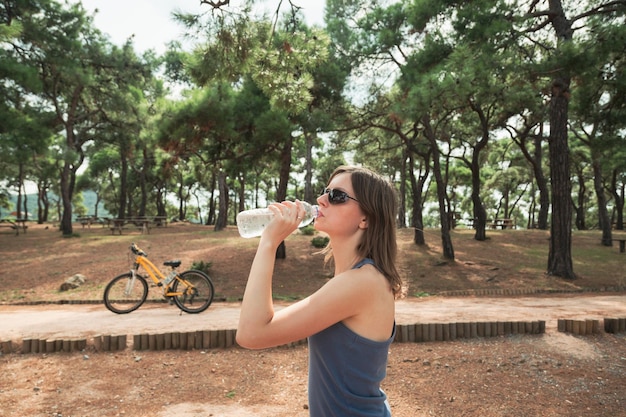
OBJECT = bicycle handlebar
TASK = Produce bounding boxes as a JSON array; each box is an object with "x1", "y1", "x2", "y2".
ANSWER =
[{"x1": 130, "y1": 242, "x2": 147, "y2": 257}]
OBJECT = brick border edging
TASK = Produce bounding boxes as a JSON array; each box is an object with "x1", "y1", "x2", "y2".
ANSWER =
[{"x1": 2, "y1": 317, "x2": 625, "y2": 355}]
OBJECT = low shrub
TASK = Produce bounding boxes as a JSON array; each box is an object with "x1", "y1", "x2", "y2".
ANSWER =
[
  {"x1": 311, "y1": 236, "x2": 329, "y2": 248},
  {"x1": 301, "y1": 225, "x2": 316, "y2": 235},
  {"x1": 191, "y1": 260, "x2": 213, "y2": 274}
]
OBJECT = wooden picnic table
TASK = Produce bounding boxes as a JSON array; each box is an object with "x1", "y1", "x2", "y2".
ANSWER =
[
  {"x1": 0, "y1": 219, "x2": 18, "y2": 235},
  {"x1": 613, "y1": 236, "x2": 626, "y2": 253},
  {"x1": 105, "y1": 216, "x2": 167, "y2": 235},
  {"x1": 489, "y1": 218, "x2": 516, "y2": 229},
  {"x1": 152, "y1": 216, "x2": 168, "y2": 227},
  {"x1": 106, "y1": 218, "x2": 140, "y2": 235},
  {"x1": 14, "y1": 218, "x2": 28, "y2": 233},
  {"x1": 76, "y1": 216, "x2": 101, "y2": 229},
  {"x1": 0, "y1": 218, "x2": 28, "y2": 235}
]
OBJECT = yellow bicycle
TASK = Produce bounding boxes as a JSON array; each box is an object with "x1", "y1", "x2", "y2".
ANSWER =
[{"x1": 103, "y1": 242, "x2": 214, "y2": 314}]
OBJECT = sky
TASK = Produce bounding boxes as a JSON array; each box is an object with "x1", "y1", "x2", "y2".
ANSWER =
[{"x1": 79, "y1": 0, "x2": 326, "y2": 54}]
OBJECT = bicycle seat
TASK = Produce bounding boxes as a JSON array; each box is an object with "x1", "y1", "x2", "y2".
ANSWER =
[{"x1": 163, "y1": 260, "x2": 181, "y2": 268}]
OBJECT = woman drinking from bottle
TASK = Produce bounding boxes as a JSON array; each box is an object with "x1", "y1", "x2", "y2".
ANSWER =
[{"x1": 237, "y1": 165, "x2": 402, "y2": 416}]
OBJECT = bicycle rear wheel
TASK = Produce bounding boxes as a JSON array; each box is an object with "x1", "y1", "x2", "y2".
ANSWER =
[
  {"x1": 171, "y1": 270, "x2": 214, "y2": 313},
  {"x1": 103, "y1": 272, "x2": 149, "y2": 314}
]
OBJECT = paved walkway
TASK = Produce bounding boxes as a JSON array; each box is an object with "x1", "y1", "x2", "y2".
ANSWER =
[{"x1": 1, "y1": 293, "x2": 625, "y2": 340}]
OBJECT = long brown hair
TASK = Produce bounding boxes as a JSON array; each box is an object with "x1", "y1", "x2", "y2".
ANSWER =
[{"x1": 325, "y1": 166, "x2": 402, "y2": 297}]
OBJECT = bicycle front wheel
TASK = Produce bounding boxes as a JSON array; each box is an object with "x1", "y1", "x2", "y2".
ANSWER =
[
  {"x1": 103, "y1": 272, "x2": 149, "y2": 314},
  {"x1": 171, "y1": 270, "x2": 214, "y2": 314}
]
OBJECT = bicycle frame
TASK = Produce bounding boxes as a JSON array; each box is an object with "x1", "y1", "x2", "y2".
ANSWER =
[
  {"x1": 134, "y1": 255, "x2": 166, "y2": 284},
  {"x1": 133, "y1": 254, "x2": 194, "y2": 298}
]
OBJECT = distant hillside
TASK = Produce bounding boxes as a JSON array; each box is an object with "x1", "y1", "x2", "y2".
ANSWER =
[{"x1": 5, "y1": 190, "x2": 109, "y2": 220}]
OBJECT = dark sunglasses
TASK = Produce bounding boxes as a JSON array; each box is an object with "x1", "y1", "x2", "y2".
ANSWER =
[{"x1": 321, "y1": 188, "x2": 359, "y2": 204}]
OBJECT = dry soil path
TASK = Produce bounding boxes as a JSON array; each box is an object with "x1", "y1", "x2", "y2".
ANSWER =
[{"x1": 1, "y1": 293, "x2": 625, "y2": 340}]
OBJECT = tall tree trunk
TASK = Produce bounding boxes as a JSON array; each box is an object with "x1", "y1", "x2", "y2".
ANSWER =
[
  {"x1": 275, "y1": 135, "x2": 293, "y2": 260},
  {"x1": 16, "y1": 162, "x2": 24, "y2": 219},
  {"x1": 156, "y1": 187, "x2": 166, "y2": 218},
  {"x1": 534, "y1": 132, "x2": 550, "y2": 229},
  {"x1": 513, "y1": 129, "x2": 549, "y2": 229},
  {"x1": 304, "y1": 131, "x2": 314, "y2": 203},
  {"x1": 547, "y1": 88, "x2": 574, "y2": 278},
  {"x1": 591, "y1": 157, "x2": 612, "y2": 246},
  {"x1": 59, "y1": 87, "x2": 85, "y2": 236},
  {"x1": 546, "y1": 0, "x2": 575, "y2": 279},
  {"x1": 22, "y1": 187, "x2": 28, "y2": 220},
  {"x1": 471, "y1": 163, "x2": 487, "y2": 241},
  {"x1": 423, "y1": 117, "x2": 454, "y2": 260},
  {"x1": 468, "y1": 101, "x2": 489, "y2": 241},
  {"x1": 398, "y1": 152, "x2": 407, "y2": 228},
  {"x1": 214, "y1": 170, "x2": 228, "y2": 231},
  {"x1": 238, "y1": 173, "x2": 246, "y2": 215},
  {"x1": 177, "y1": 181, "x2": 185, "y2": 221},
  {"x1": 59, "y1": 132, "x2": 79, "y2": 236},
  {"x1": 37, "y1": 181, "x2": 48, "y2": 224},
  {"x1": 610, "y1": 169, "x2": 624, "y2": 230},
  {"x1": 94, "y1": 193, "x2": 101, "y2": 218},
  {"x1": 572, "y1": 167, "x2": 587, "y2": 230},
  {"x1": 408, "y1": 152, "x2": 429, "y2": 246},
  {"x1": 138, "y1": 146, "x2": 149, "y2": 217},
  {"x1": 207, "y1": 171, "x2": 217, "y2": 225},
  {"x1": 59, "y1": 161, "x2": 74, "y2": 235},
  {"x1": 118, "y1": 152, "x2": 129, "y2": 219}
]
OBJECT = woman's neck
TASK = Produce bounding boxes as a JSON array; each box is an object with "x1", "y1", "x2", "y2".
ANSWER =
[{"x1": 331, "y1": 235, "x2": 363, "y2": 275}]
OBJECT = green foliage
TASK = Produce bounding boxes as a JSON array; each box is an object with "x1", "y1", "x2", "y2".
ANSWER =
[
  {"x1": 407, "y1": 0, "x2": 456, "y2": 31},
  {"x1": 62, "y1": 233, "x2": 81, "y2": 239},
  {"x1": 311, "y1": 236, "x2": 329, "y2": 248},
  {"x1": 191, "y1": 260, "x2": 213, "y2": 275},
  {"x1": 300, "y1": 225, "x2": 316, "y2": 235},
  {"x1": 72, "y1": 192, "x2": 88, "y2": 218},
  {"x1": 249, "y1": 28, "x2": 330, "y2": 114}
]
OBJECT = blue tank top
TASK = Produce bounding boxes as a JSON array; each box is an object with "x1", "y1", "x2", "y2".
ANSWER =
[{"x1": 308, "y1": 258, "x2": 395, "y2": 416}]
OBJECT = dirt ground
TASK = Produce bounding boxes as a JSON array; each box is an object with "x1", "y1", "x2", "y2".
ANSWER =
[{"x1": 1, "y1": 223, "x2": 625, "y2": 416}]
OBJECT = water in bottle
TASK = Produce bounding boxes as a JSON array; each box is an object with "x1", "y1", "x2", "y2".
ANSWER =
[{"x1": 237, "y1": 201, "x2": 318, "y2": 238}]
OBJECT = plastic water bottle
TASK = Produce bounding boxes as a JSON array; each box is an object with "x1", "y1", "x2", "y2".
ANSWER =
[
  {"x1": 236, "y1": 201, "x2": 319, "y2": 238},
  {"x1": 163, "y1": 270, "x2": 177, "y2": 285}
]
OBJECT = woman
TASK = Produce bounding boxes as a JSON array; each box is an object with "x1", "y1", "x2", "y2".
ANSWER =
[{"x1": 236, "y1": 165, "x2": 402, "y2": 416}]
